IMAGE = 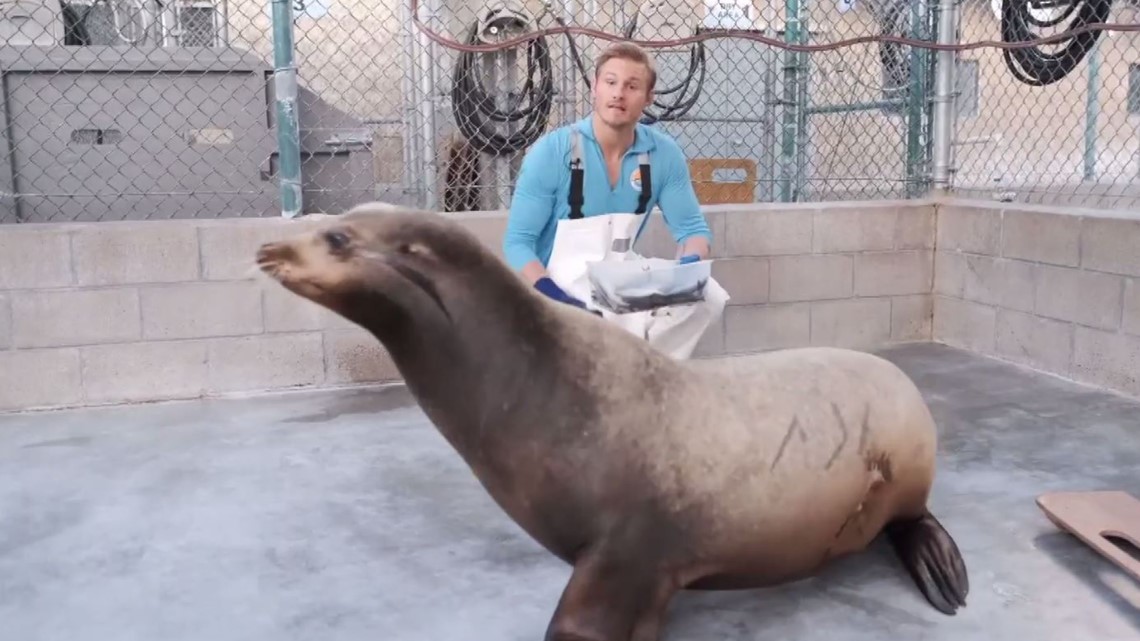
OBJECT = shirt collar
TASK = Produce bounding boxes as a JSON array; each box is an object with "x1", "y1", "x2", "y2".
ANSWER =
[{"x1": 574, "y1": 115, "x2": 656, "y2": 154}]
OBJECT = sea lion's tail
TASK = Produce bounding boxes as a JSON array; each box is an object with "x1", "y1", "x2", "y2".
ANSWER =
[{"x1": 884, "y1": 509, "x2": 969, "y2": 615}]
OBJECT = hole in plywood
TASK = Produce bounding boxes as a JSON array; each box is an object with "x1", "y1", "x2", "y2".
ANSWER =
[
  {"x1": 1104, "y1": 533, "x2": 1140, "y2": 565},
  {"x1": 712, "y1": 167, "x2": 747, "y2": 183}
]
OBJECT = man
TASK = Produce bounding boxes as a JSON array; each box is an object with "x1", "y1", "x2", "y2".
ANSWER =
[{"x1": 502, "y1": 41, "x2": 713, "y2": 310}]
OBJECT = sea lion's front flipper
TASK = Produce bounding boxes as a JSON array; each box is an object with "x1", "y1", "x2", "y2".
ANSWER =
[
  {"x1": 884, "y1": 509, "x2": 969, "y2": 615},
  {"x1": 544, "y1": 543, "x2": 677, "y2": 641}
]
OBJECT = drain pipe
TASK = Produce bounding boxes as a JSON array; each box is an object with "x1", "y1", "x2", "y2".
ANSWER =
[
  {"x1": 930, "y1": 0, "x2": 959, "y2": 193},
  {"x1": 270, "y1": 0, "x2": 302, "y2": 217}
]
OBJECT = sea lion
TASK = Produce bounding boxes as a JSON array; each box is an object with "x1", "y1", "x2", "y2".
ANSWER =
[{"x1": 255, "y1": 202, "x2": 969, "y2": 641}]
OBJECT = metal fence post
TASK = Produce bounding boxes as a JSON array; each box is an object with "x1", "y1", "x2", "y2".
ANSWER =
[
  {"x1": 931, "y1": 0, "x2": 959, "y2": 193},
  {"x1": 1084, "y1": 36, "x2": 1101, "y2": 181},
  {"x1": 779, "y1": 0, "x2": 805, "y2": 202},
  {"x1": 271, "y1": 0, "x2": 303, "y2": 217},
  {"x1": 904, "y1": 0, "x2": 930, "y2": 198}
]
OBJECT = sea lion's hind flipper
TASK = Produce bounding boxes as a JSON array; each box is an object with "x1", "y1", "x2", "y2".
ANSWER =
[{"x1": 884, "y1": 509, "x2": 969, "y2": 615}]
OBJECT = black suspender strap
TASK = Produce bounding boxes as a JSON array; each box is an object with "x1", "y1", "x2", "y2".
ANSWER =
[
  {"x1": 566, "y1": 127, "x2": 652, "y2": 218},
  {"x1": 568, "y1": 128, "x2": 585, "y2": 219},
  {"x1": 633, "y1": 151, "x2": 652, "y2": 215}
]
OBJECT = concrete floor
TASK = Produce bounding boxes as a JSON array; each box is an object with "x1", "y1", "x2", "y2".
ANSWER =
[{"x1": 1, "y1": 342, "x2": 1138, "y2": 640}]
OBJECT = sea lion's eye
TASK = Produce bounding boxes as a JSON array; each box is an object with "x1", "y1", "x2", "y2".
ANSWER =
[{"x1": 324, "y1": 230, "x2": 350, "y2": 251}]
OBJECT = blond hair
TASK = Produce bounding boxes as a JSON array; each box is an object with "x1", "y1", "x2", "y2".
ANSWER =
[{"x1": 593, "y1": 42, "x2": 657, "y2": 92}]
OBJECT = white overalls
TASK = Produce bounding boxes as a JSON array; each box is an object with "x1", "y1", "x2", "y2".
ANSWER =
[{"x1": 543, "y1": 127, "x2": 730, "y2": 360}]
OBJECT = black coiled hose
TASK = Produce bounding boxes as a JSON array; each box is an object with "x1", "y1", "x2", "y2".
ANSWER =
[
  {"x1": 450, "y1": 22, "x2": 555, "y2": 156},
  {"x1": 449, "y1": 9, "x2": 707, "y2": 155},
  {"x1": 555, "y1": 12, "x2": 706, "y2": 125},
  {"x1": 1001, "y1": 0, "x2": 1115, "y2": 86},
  {"x1": 620, "y1": 18, "x2": 706, "y2": 124}
]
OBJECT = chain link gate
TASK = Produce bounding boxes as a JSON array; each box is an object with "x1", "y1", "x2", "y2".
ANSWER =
[{"x1": 0, "y1": 0, "x2": 1138, "y2": 223}]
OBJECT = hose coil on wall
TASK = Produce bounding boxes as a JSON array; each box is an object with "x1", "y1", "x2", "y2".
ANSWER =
[
  {"x1": 450, "y1": 11, "x2": 555, "y2": 156},
  {"x1": 1000, "y1": 0, "x2": 1115, "y2": 86}
]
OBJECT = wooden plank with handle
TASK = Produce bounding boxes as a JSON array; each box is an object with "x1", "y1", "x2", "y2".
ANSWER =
[{"x1": 1037, "y1": 490, "x2": 1140, "y2": 582}]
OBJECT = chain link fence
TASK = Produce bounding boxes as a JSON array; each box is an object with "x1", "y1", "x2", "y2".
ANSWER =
[{"x1": 0, "y1": 0, "x2": 1138, "y2": 223}]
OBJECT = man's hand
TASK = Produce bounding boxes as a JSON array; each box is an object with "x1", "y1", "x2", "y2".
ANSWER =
[
  {"x1": 676, "y1": 235, "x2": 710, "y2": 263},
  {"x1": 535, "y1": 276, "x2": 589, "y2": 310},
  {"x1": 520, "y1": 260, "x2": 549, "y2": 286}
]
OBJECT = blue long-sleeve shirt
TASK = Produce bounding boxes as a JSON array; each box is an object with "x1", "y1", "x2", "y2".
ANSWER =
[{"x1": 502, "y1": 116, "x2": 712, "y2": 271}]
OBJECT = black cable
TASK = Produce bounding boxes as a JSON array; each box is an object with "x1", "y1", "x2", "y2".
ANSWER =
[
  {"x1": 450, "y1": 20, "x2": 555, "y2": 156},
  {"x1": 1001, "y1": 0, "x2": 1115, "y2": 86},
  {"x1": 621, "y1": 17, "x2": 706, "y2": 124},
  {"x1": 449, "y1": 6, "x2": 706, "y2": 156},
  {"x1": 553, "y1": 12, "x2": 706, "y2": 124}
]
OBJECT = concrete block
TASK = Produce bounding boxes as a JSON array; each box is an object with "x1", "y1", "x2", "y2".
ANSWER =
[
  {"x1": 1072, "y1": 326, "x2": 1140, "y2": 397},
  {"x1": 0, "y1": 348, "x2": 82, "y2": 411},
  {"x1": 198, "y1": 219, "x2": 321, "y2": 281},
  {"x1": 895, "y1": 207, "x2": 935, "y2": 249},
  {"x1": 691, "y1": 313, "x2": 725, "y2": 358},
  {"x1": 81, "y1": 341, "x2": 208, "y2": 404},
  {"x1": 1033, "y1": 265, "x2": 1122, "y2": 331},
  {"x1": 711, "y1": 257, "x2": 768, "y2": 305},
  {"x1": 207, "y1": 333, "x2": 325, "y2": 393},
  {"x1": 769, "y1": 254, "x2": 852, "y2": 302},
  {"x1": 812, "y1": 209, "x2": 897, "y2": 252},
  {"x1": 262, "y1": 280, "x2": 354, "y2": 333},
  {"x1": 891, "y1": 294, "x2": 933, "y2": 341},
  {"x1": 71, "y1": 222, "x2": 199, "y2": 285},
  {"x1": 457, "y1": 214, "x2": 509, "y2": 261},
  {"x1": 961, "y1": 254, "x2": 1036, "y2": 313},
  {"x1": 12, "y1": 288, "x2": 140, "y2": 348},
  {"x1": 937, "y1": 252, "x2": 1036, "y2": 313},
  {"x1": 1081, "y1": 216, "x2": 1140, "y2": 277},
  {"x1": 1123, "y1": 279, "x2": 1140, "y2": 336},
  {"x1": 995, "y1": 309, "x2": 1074, "y2": 375},
  {"x1": 810, "y1": 298, "x2": 892, "y2": 349},
  {"x1": 724, "y1": 211, "x2": 812, "y2": 257},
  {"x1": 933, "y1": 251, "x2": 965, "y2": 297},
  {"x1": 141, "y1": 281, "x2": 263, "y2": 340},
  {"x1": 933, "y1": 295, "x2": 996, "y2": 353},
  {"x1": 935, "y1": 205, "x2": 1001, "y2": 255},
  {"x1": 1001, "y1": 210, "x2": 1080, "y2": 266},
  {"x1": 0, "y1": 293, "x2": 10, "y2": 349},
  {"x1": 724, "y1": 303, "x2": 811, "y2": 352},
  {"x1": 324, "y1": 329, "x2": 400, "y2": 384},
  {"x1": 0, "y1": 227, "x2": 73, "y2": 289},
  {"x1": 704, "y1": 209, "x2": 728, "y2": 257},
  {"x1": 854, "y1": 250, "x2": 932, "y2": 296}
]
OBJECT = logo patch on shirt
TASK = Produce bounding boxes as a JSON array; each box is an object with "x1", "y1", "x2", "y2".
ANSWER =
[{"x1": 629, "y1": 168, "x2": 642, "y2": 191}]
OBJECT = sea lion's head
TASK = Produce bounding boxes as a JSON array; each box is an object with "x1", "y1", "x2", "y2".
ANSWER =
[{"x1": 255, "y1": 203, "x2": 512, "y2": 335}]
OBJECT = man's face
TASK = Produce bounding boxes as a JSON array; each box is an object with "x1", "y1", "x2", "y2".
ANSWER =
[{"x1": 592, "y1": 57, "x2": 653, "y2": 129}]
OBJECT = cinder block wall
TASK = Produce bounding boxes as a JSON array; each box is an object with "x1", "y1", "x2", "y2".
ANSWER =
[
  {"x1": 640, "y1": 201, "x2": 937, "y2": 356},
  {"x1": 0, "y1": 201, "x2": 935, "y2": 412},
  {"x1": 933, "y1": 200, "x2": 1140, "y2": 398}
]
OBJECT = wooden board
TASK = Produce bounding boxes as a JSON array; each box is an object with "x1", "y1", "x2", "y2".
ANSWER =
[
  {"x1": 1037, "y1": 490, "x2": 1140, "y2": 582},
  {"x1": 689, "y1": 158, "x2": 757, "y2": 205}
]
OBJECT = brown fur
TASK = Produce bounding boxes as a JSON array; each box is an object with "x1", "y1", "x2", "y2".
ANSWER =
[{"x1": 256, "y1": 202, "x2": 969, "y2": 641}]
